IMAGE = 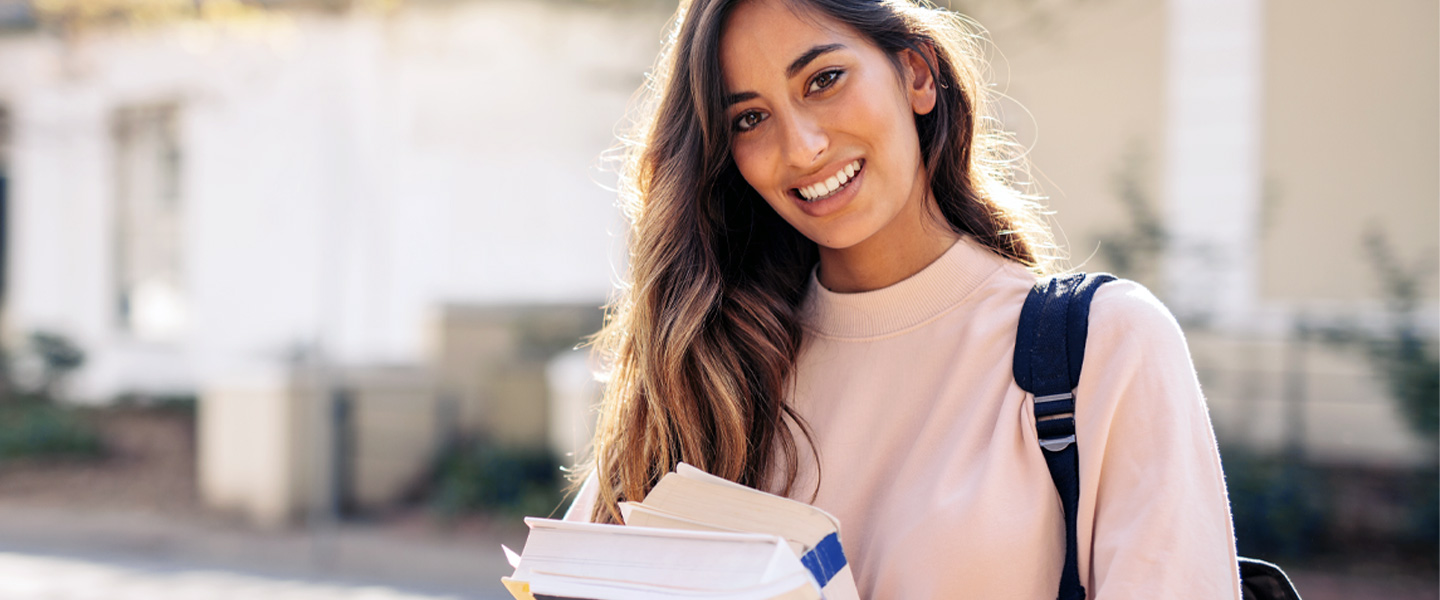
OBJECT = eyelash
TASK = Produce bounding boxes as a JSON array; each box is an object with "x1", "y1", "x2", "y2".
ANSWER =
[
  {"x1": 734, "y1": 110, "x2": 765, "y2": 132},
  {"x1": 731, "y1": 68, "x2": 846, "y2": 133},
  {"x1": 807, "y1": 68, "x2": 844, "y2": 94}
]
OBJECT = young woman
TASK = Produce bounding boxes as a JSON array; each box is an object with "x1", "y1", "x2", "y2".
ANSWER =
[{"x1": 565, "y1": 0, "x2": 1241, "y2": 597}]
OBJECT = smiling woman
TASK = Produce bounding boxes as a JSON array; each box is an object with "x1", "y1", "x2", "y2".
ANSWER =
[
  {"x1": 721, "y1": 1, "x2": 950, "y2": 289},
  {"x1": 568, "y1": 0, "x2": 1243, "y2": 598}
]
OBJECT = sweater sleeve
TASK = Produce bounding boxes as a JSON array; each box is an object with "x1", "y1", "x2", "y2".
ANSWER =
[{"x1": 1070, "y1": 280, "x2": 1241, "y2": 599}]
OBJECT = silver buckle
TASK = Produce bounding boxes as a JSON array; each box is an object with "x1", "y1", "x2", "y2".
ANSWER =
[
  {"x1": 1034, "y1": 392, "x2": 1074, "y2": 404},
  {"x1": 1040, "y1": 434, "x2": 1076, "y2": 452},
  {"x1": 1036, "y1": 392, "x2": 1076, "y2": 451}
]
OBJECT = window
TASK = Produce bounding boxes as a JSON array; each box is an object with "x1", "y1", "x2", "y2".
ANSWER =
[{"x1": 112, "y1": 104, "x2": 186, "y2": 341}]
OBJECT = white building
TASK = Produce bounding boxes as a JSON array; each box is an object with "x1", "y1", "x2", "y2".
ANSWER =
[
  {"x1": 0, "y1": 1, "x2": 667, "y2": 402},
  {"x1": 0, "y1": 0, "x2": 1432, "y2": 486}
]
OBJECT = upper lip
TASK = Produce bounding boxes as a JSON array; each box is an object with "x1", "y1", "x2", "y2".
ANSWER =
[{"x1": 790, "y1": 158, "x2": 862, "y2": 191}]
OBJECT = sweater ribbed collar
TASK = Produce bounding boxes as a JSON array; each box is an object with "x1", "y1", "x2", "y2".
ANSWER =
[{"x1": 800, "y1": 235, "x2": 1005, "y2": 339}]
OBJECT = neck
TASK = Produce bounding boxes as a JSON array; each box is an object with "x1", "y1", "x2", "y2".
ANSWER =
[{"x1": 816, "y1": 194, "x2": 959, "y2": 293}]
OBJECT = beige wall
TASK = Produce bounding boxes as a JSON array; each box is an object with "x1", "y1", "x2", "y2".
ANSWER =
[
  {"x1": 1260, "y1": 0, "x2": 1439, "y2": 304},
  {"x1": 971, "y1": 0, "x2": 1168, "y2": 278},
  {"x1": 959, "y1": 0, "x2": 1435, "y2": 462},
  {"x1": 968, "y1": 0, "x2": 1437, "y2": 310}
]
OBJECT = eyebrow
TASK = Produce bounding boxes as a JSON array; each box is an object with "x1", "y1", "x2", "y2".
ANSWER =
[
  {"x1": 724, "y1": 91, "x2": 759, "y2": 107},
  {"x1": 723, "y1": 43, "x2": 848, "y2": 107},
  {"x1": 787, "y1": 43, "x2": 846, "y2": 78}
]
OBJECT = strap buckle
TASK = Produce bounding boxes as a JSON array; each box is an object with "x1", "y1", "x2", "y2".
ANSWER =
[
  {"x1": 1040, "y1": 434, "x2": 1076, "y2": 452},
  {"x1": 1034, "y1": 392, "x2": 1074, "y2": 405},
  {"x1": 1035, "y1": 392, "x2": 1076, "y2": 452}
]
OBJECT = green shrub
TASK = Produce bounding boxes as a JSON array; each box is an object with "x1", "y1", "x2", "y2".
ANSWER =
[
  {"x1": 0, "y1": 404, "x2": 104, "y2": 460},
  {"x1": 1223, "y1": 448, "x2": 1327, "y2": 562},
  {"x1": 428, "y1": 440, "x2": 565, "y2": 518},
  {"x1": 1224, "y1": 446, "x2": 1439, "y2": 567}
]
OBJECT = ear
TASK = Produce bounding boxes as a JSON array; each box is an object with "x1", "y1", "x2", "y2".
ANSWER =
[{"x1": 900, "y1": 44, "x2": 939, "y2": 116}]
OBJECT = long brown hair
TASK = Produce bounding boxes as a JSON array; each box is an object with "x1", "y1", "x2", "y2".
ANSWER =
[{"x1": 583, "y1": 0, "x2": 1055, "y2": 523}]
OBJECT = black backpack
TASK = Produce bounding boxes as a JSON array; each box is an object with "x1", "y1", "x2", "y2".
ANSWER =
[{"x1": 1012, "y1": 273, "x2": 1302, "y2": 600}]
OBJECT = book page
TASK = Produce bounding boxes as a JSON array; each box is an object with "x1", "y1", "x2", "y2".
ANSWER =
[
  {"x1": 516, "y1": 518, "x2": 795, "y2": 590},
  {"x1": 643, "y1": 468, "x2": 841, "y2": 549},
  {"x1": 528, "y1": 570, "x2": 821, "y2": 600}
]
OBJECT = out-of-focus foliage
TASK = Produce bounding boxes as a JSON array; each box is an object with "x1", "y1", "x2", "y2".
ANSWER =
[
  {"x1": 27, "y1": 332, "x2": 84, "y2": 401},
  {"x1": 1354, "y1": 229, "x2": 1438, "y2": 440},
  {"x1": 427, "y1": 439, "x2": 565, "y2": 519},
  {"x1": 0, "y1": 330, "x2": 85, "y2": 405},
  {"x1": 1091, "y1": 142, "x2": 1282, "y2": 311},
  {"x1": 0, "y1": 404, "x2": 102, "y2": 460},
  {"x1": 1224, "y1": 447, "x2": 1327, "y2": 561},
  {"x1": 0, "y1": 331, "x2": 102, "y2": 461},
  {"x1": 1094, "y1": 144, "x2": 1168, "y2": 292},
  {"x1": 1311, "y1": 228, "x2": 1438, "y2": 441},
  {"x1": 1225, "y1": 446, "x2": 1439, "y2": 566},
  {"x1": 1099, "y1": 146, "x2": 1437, "y2": 444},
  {"x1": 1096, "y1": 149, "x2": 1439, "y2": 569}
]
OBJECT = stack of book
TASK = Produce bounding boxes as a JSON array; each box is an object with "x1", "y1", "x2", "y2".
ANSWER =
[{"x1": 502, "y1": 463, "x2": 859, "y2": 600}]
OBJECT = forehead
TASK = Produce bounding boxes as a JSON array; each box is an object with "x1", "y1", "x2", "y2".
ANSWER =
[{"x1": 719, "y1": 0, "x2": 864, "y2": 87}]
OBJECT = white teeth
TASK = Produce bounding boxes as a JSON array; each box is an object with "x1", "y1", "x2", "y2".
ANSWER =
[{"x1": 797, "y1": 159, "x2": 863, "y2": 201}]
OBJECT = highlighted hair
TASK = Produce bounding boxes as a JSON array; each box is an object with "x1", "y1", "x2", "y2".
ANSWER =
[{"x1": 583, "y1": 0, "x2": 1055, "y2": 523}]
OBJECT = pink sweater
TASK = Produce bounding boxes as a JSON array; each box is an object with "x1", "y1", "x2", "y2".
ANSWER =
[{"x1": 568, "y1": 235, "x2": 1241, "y2": 599}]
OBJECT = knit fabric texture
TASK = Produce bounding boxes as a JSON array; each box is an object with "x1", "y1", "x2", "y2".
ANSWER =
[{"x1": 567, "y1": 235, "x2": 1241, "y2": 599}]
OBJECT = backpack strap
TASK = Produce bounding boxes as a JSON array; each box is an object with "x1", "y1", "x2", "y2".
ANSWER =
[
  {"x1": 1015, "y1": 274, "x2": 1305, "y2": 600},
  {"x1": 1013, "y1": 272, "x2": 1115, "y2": 600}
]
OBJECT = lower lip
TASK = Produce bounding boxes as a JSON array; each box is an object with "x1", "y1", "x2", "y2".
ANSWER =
[{"x1": 793, "y1": 162, "x2": 864, "y2": 218}]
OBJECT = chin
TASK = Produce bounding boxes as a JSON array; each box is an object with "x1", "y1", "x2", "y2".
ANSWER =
[{"x1": 799, "y1": 223, "x2": 876, "y2": 252}]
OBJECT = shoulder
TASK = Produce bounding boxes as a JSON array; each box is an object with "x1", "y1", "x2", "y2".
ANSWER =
[
  {"x1": 1085, "y1": 278, "x2": 1189, "y2": 355},
  {"x1": 1074, "y1": 277, "x2": 1205, "y2": 414},
  {"x1": 1018, "y1": 275, "x2": 1190, "y2": 357},
  {"x1": 1065, "y1": 277, "x2": 1202, "y2": 408}
]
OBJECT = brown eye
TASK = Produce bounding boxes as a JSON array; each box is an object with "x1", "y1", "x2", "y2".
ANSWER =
[
  {"x1": 807, "y1": 69, "x2": 843, "y2": 94},
  {"x1": 733, "y1": 110, "x2": 766, "y2": 132}
]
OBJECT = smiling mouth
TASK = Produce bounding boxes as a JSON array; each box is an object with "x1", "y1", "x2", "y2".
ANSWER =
[{"x1": 793, "y1": 159, "x2": 864, "y2": 202}]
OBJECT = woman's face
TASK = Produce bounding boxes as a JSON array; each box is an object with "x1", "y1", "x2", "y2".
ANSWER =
[{"x1": 719, "y1": 0, "x2": 937, "y2": 253}]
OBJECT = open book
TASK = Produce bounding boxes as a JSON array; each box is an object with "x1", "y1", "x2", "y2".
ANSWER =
[{"x1": 502, "y1": 463, "x2": 860, "y2": 600}]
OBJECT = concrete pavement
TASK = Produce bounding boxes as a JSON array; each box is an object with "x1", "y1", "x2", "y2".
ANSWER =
[
  {"x1": 0, "y1": 551, "x2": 496, "y2": 600},
  {"x1": 0, "y1": 505, "x2": 523, "y2": 600}
]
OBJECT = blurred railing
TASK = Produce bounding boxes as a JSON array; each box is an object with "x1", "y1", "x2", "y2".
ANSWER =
[{"x1": 1191, "y1": 332, "x2": 1438, "y2": 566}]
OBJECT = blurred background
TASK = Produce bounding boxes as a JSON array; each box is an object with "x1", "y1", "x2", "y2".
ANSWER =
[{"x1": 0, "y1": 0, "x2": 1432, "y2": 598}]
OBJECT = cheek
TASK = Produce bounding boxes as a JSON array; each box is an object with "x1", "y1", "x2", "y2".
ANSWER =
[
  {"x1": 730, "y1": 141, "x2": 786, "y2": 207},
  {"x1": 730, "y1": 142, "x2": 760, "y2": 186},
  {"x1": 832, "y1": 72, "x2": 918, "y2": 159}
]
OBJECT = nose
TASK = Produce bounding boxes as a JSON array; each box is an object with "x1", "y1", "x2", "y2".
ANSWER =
[{"x1": 778, "y1": 110, "x2": 828, "y2": 168}]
